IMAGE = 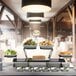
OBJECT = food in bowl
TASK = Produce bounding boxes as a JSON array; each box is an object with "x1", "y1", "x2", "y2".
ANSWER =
[
  {"x1": 39, "y1": 40, "x2": 53, "y2": 46},
  {"x1": 23, "y1": 39, "x2": 36, "y2": 45},
  {"x1": 4, "y1": 49, "x2": 17, "y2": 56},
  {"x1": 59, "y1": 51, "x2": 72, "y2": 55}
]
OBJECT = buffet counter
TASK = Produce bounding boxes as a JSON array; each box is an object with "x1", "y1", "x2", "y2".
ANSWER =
[
  {"x1": 0, "y1": 38, "x2": 73, "y2": 76},
  {"x1": 0, "y1": 59, "x2": 75, "y2": 76}
]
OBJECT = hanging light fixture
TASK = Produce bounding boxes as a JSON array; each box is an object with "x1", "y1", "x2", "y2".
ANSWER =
[
  {"x1": 29, "y1": 19, "x2": 41, "y2": 24},
  {"x1": 27, "y1": 12, "x2": 44, "y2": 22},
  {"x1": 22, "y1": 0, "x2": 51, "y2": 13},
  {"x1": 27, "y1": 12, "x2": 44, "y2": 17},
  {"x1": 25, "y1": 12, "x2": 43, "y2": 23}
]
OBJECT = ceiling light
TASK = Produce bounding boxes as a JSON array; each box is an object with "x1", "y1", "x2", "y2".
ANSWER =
[
  {"x1": 29, "y1": 19, "x2": 41, "y2": 22},
  {"x1": 30, "y1": 22, "x2": 41, "y2": 24},
  {"x1": 27, "y1": 13, "x2": 43, "y2": 22},
  {"x1": 27, "y1": 12, "x2": 44, "y2": 17},
  {"x1": 27, "y1": 17, "x2": 43, "y2": 20},
  {"x1": 27, "y1": 17, "x2": 50, "y2": 22},
  {"x1": 22, "y1": 0, "x2": 51, "y2": 13},
  {"x1": 29, "y1": 19, "x2": 41, "y2": 24}
]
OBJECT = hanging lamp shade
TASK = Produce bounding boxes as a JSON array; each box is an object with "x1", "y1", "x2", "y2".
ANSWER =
[
  {"x1": 27, "y1": 12, "x2": 44, "y2": 17},
  {"x1": 22, "y1": 0, "x2": 51, "y2": 13},
  {"x1": 27, "y1": 13, "x2": 43, "y2": 23}
]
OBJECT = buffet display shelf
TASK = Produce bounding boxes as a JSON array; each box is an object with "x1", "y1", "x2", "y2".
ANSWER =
[{"x1": 23, "y1": 45, "x2": 53, "y2": 60}]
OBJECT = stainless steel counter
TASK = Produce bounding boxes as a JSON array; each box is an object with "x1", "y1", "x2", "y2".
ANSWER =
[
  {"x1": 0, "y1": 62, "x2": 76, "y2": 76},
  {"x1": 0, "y1": 70, "x2": 76, "y2": 76}
]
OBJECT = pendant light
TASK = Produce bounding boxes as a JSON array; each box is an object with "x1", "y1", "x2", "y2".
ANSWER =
[
  {"x1": 26, "y1": 12, "x2": 43, "y2": 23},
  {"x1": 22, "y1": 0, "x2": 51, "y2": 13},
  {"x1": 27, "y1": 12, "x2": 44, "y2": 17}
]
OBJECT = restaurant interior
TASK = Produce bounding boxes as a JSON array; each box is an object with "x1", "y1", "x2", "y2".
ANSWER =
[{"x1": 0, "y1": 0, "x2": 76, "y2": 75}]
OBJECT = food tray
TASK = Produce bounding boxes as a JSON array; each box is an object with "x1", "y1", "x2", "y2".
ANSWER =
[
  {"x1": 40, "y1": 45, "x2": 53, "y2": 50},
  {"x1": 24, "y1": 45, "x2": 37, "y2": 49}
]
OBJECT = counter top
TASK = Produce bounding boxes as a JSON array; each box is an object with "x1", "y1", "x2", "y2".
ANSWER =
[{"x1": 0, "y1": 71, "x2": 76, "y2": 76}]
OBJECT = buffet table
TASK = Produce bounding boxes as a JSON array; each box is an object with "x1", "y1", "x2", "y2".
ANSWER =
[
  {"x1": 1, "y1": 59, "x2": 75, "y2": 76},
  {"x1": 1, "y1": 39, "x2": 73, "y2": 76}
]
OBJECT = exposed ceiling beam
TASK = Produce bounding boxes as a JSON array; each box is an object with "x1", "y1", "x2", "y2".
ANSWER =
[
  {"x1": 14, "y1": 15, "x2": 18, "y2": 27},
  {"x1": 0, "y1": 0, "x2": 29, "y2": 28},
  {"x1": 55, "y1": 0, "x2": 73, "y2": 17},
  {"x1": 0, "y1": 5, "x2": 5, "y2": 20},
  {"x1": 0, "y1": 6, "x2": 5, "y2": 13},
  {"x1": 57, "y1": 17, "x2": 64, "y2": 22},
  {"x1": 6, "y1": 15, "x2": 21, "y2": 35},
  {"x1": 6, "y1": 15, "x2": 16, "y2": 27},
  {"x1": 0, "y1": 3, "x2": 2, "y2": 6},
  {"x1": 6, "y1": 15, "x2": 23, "y2": 35},
  {"x1": 67, "y1": 6, "x2": 72, "y2": 15},
  {"x1": 67, "y1": 6, "x2": 72, "y2": 22},
  {"x1": 0, "y1": 0, "x2": 19, "y2": 20}
]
